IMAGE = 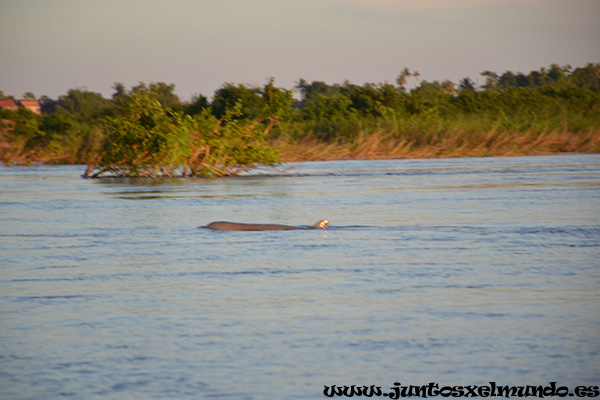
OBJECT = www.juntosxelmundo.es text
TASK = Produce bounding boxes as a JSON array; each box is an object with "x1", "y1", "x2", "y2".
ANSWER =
[{"x1": 323, "y1": 382, "x2": 599, "y2": 398}]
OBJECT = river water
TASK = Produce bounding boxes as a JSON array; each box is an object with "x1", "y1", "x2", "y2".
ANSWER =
[{"x1": 1, "y1": 155, "x2": 599, "y2": 399}]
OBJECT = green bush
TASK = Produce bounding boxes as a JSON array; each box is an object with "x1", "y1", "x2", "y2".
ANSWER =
[
  {"x1": 89, "y1": 84, "x2": 193, "y2": 177},
  {"x1": 185, "y1": 102, "x2": 279, "y2": 177}
]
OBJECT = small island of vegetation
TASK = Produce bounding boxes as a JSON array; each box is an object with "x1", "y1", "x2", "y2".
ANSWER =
[{"x1": 1, "y1": 63, "x2": 599, "y2": 177}]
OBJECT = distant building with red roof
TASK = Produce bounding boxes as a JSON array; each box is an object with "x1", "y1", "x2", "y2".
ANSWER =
[
  {"x1": 17, "y1": 99, "x2": 41, "y2": 114},
  {"x1": 0, "y1": 98, "x2": 58, "y2": 114},
  {"x1": 0, "y1": 99, "x2": 19, "y2": 112}
]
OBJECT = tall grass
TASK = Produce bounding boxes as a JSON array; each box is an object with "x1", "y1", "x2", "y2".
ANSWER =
[{"x1": 272, "y1": 114, "x2": 600, "y2": 161}]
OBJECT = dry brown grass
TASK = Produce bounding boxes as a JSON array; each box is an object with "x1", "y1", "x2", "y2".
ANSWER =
[{"x1": 271, "y1": 127, "x2": 600, "y2": 162}]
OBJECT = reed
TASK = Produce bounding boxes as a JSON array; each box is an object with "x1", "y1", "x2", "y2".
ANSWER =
[{"x1": 272, "y1": 126, "x2": 600, "y2": 161}]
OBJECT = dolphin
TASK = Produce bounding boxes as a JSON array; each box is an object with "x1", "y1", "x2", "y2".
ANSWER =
[{"x1": 206, "y1": 220, "x2": 328, "y2": 231}]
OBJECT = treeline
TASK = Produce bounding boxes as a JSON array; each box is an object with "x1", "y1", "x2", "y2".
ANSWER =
[{"x1": 1, "y1": 63, "x2": 599, "y2": 176}]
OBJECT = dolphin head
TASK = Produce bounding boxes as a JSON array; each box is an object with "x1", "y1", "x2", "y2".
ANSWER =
[{"x1": 313, "y1": 219, "x2": 329, "y2": 229}]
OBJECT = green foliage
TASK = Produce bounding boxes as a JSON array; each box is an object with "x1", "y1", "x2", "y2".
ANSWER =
[
  {"x1": 57, "y1": 88, "x2": 114, "y2": 120},
  {"x1": 211, "y1": 83, "x2": 265, "y2": 119},
  {"x1": 184, "y1": 79, "x2": 289, "y2": 177},
  {"x1": 93, "y1": 84, "x2": 192, "y2": 177},
  {"x1": 0, "y1": 107, "x2": 90, "y2": 164},
  {"x1": 262, "y1": 78, "x2": 295, "y2": 121},
  {"x1": 131, "y1": 82, "x2": 182, "y2": 111},
  {"x1": 10, "y1": 108, "x2": 43, "y2": 142},
  {"x1": 342, "y1": 82, "x2": 408, "y2": 117},
  {"x1": 260, "y1": 78, "x2": 295, "y2": 138},
  {"x1": 34, "y1": 113, "x2": 82, "y2": 163},
  {"x1": 408, "y1": 81, "x2": 455, "y2": 116},
  {"x1": 459, "y1": 78, "x2": 476, "y2": 92},
  {"x1": 184, "y1": 94, "x2": 210, "y2": 115},
  {"x1": 296, "y1": 79, "x2": 342, "y2": 105},
  {"x1": 185, "y1": 102, "x2": 280, "y2": 177}
]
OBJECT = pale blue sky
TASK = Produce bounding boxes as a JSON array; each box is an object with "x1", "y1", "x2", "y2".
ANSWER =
[{"x1": 1, "y1": 0, "x2": 598, "y2": 101}]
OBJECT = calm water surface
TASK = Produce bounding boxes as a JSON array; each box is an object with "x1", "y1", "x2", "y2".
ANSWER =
[{"x1": 1, "y1": 155, "x2": 599, "y2": 399}]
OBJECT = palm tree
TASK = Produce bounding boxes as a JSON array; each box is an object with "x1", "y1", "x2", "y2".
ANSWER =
[
  {"x1": 412, "y1": 70, "x2": 420, "y2": 85},
  {"x1": 396, "y1": 67, "x2": 411, "y2": 92}
]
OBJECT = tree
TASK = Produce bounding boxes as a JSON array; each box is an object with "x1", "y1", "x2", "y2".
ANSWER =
[
  {"x1": 111, "y1": 82, "x2": 127, "y2": 103},
  {"x1": 498, "y1": 71, "x2": 517, "y2": 91},
  {"x1": 413, "y1": 70, "x2": 421, "y2": 85},
  {"x1": 185, "y1": 102, "x2": 280, "y2": 177},
  {"x1": 184, "y1": 93, "x2": 210, "y2": 115},
  {"x1": 41, "y1": 112, "x2": 79, "y2": 135},
  {"x1": 295, "y1": 80, "x2": 341, "y2": 105},
  {"x1": 396, "y1": 67, "x2": 411, "y2": 92},
  {"x1": 301, "y1": 91, "x2": 357, "y2": 140},
  {"x1": 131, "y1": 82, "x2": 182, "y2": 111},
  {"x1": 515, "y1": 73, "x2": 529, "y2": 88},
  {"x1": 211, "y1": 83, "x2": 265, "y2": 119},
  {"x1": 0, "y1": 107, "x2": 44, "y2": 164},
  {"x1": 481, "y1": 71, "x2": 499, "y2": 92},
  {"x1": 23, "y1": 92, "x2": 36, "y2": 99},
  {"x1": 85, "y1": 83, "x2": 192, "y2": 178},
  {"x1": 441, "y1": 80, "x2": 457, "y2": 95},
  {"x1": 343, "y1": 83, "x2": 383, "y2": 116},
  {"x1": 570, "y1": 63, "x2": 600, "y2": 91},
  {"x1": 547, "y1": 64, "x2": 570, "y2": 86},
  {"x1": 408, "y1": 81, "x2": 455, "y2": 116},
  {"x1": 459, "y1": 77, "x2": 476, "y2": 92},
  {"x1": 261, "y1": 78, "x2": 294, "y2": 135},
  {"x1": 396, "y1": 68, "x2": 420, "y2": 92},
  {"x1": 528, "y1": 68, "x2": 552, "y2": 88},
  {"x1": 57, "y1": 88, "x2": 113, "y2": 120}
]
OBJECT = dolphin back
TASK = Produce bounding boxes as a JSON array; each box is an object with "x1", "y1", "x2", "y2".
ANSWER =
[
  {"x1": 206, "y1": 221, "x2": 297, "y2": 231},
  {"x1": 206, "y1": 219, "x2": 329, "y2": 231}
]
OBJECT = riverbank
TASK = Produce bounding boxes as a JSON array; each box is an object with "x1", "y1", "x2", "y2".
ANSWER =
[
  {"x1": 2, "y1": 128, "x2": 600, "y2": 166},
  {"x1": 2, "y1": 64, "x2": 599, "y2": 170}
]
